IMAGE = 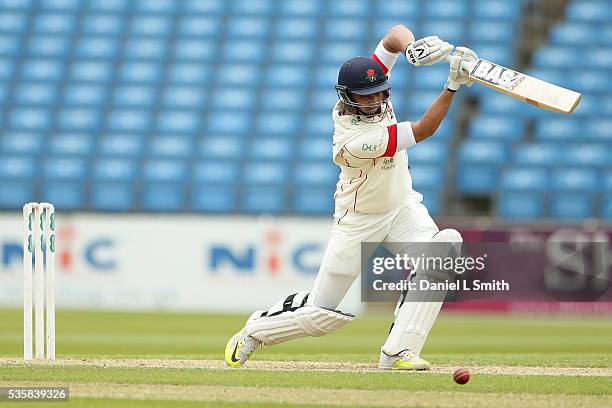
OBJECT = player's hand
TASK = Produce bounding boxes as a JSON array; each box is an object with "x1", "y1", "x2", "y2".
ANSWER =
[
  {"x1": 454, "y1": 46, "x2": 478, "y2": 86},
  {"x1": 445, "y1": 47, "x2": 479, "y2": 91},
  {"x1": 405, "y1": 36, "x2": 453, "y2": 66}
]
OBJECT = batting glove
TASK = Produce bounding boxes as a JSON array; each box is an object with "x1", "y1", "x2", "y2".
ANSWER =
[{"x1": 405, "y1": 36, "x2": 454, "y2": 66}]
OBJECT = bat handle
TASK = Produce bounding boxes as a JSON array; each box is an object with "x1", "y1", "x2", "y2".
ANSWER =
[{"x1": 442, "y1": 54, "x2": 476, "y2": 72}]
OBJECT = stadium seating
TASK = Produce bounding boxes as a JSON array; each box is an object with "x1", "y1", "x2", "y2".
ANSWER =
[{"x1": 0, "y1": 0, "x2": 607, "y2": 221}]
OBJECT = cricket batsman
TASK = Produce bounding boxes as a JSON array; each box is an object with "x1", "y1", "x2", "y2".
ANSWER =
[{"x1": 225, "y1": 25, "x2": 477, "y2": 370}]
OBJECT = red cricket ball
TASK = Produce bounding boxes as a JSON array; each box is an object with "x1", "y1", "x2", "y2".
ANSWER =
[{"x1": 453, "y1": 368, "x2": 470, "y2": 384}]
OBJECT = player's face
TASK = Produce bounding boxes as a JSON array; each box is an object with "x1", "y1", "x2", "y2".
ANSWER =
[{"x1": 351, "y1": 91, "x2": 386, "y2": 115}]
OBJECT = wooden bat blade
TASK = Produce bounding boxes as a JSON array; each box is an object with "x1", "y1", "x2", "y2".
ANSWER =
[{"x1": 467, "y1": 59, "x2": 581, "y2": 114}]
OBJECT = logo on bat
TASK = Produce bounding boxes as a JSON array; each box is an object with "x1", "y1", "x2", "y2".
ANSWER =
[{"x1": 470, "y1": 60, "x2": 526, "y2": 91}]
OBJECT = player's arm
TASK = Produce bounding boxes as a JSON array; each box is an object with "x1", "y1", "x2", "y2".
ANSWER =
[
  {"x1": 343, "y1": 123, "x2": 416, "y2": 159},
  {"x1": 371, "y1": 25, "x2": 415, "y2": 74}
]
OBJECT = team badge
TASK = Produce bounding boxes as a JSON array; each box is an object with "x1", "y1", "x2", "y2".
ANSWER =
[{"x1": 366, "y1": 69, "x2": 376, "y2": 82}]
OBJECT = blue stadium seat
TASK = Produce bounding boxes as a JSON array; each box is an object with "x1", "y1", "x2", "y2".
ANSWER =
[
  {"x1": 312, "y1": 65, "x2": 338, "y2": 89},
  {"x1": 468, "y1": 22, "x2": 515, "y2": 42},
  {"x1": 469, "y1": 43, "x2": 513, "y2": 68},
  {"x1": 213, "y1": 88, "x2": 256, "y2": 110},
  {"x1": 584, "y1": 49, "x2": 612, "y2": 68},
  {"x1": 408, "y1": 139, "x2": 449, "y2": 165},
  {"x1": 173, "y1": 40, "x2": 215, "y2": 61},
  {"x1": 425, "y1": 0, "x2": 468, "y2": 19},
  {"x1": 92, "y1": 159, "x2": 138, "y2": 181},
  {"x1": 410, "y1": 164, "x2": 445, "y2": 190},
  {"x1": 216, "y1": 64, "x2": 258, "y2": 85},
  {"x1": 90, "y1": 183, "x2": 135, "y2": 211},
  {"x1": 231, "y1": 0, "x2": 272, "y2": 15},
  {"x1": 40, "y1": 182, "x2": 84, "y2": 211},
  {"x1": 551, "y1": 168, "x2": 599, "y2": 192},
  {"x1": 120, "y1": 62, "x2": 162, "y2": 84},
  {"x1": 57, "y1": 108, "x2": 100, "y2": 131},
  {"x1": 107, "y1": 110, "x2": 149, "y2": 133},
  {"x1": 267, "y1": 65, "x2": 308, "y2": 87},
  {"x1": 500, "y1": 168, "x2": 549, "y2": 191},
  {"x1": 89, "y1": 0, "x2": 130, "y2": 12},
  {"x1": 0, "y1": 132, "x2": 43, "y2": 154},
  {"x1": 293, "y1": 162, "x2": 337, "y2": 186},
  {"x1": 372, "y1": 19, "x2": 417, "y2": 38},
  {"x1": 550, "y1": 193, "x2": 594, "y2": 219},
  {"x1": 198, "y1": 137, "x2": 245, "y2": 159},
  {"x1": 533, "y1": 47, "x2": 573, "y2": 68},
  {"x1": 320, "y1": 42, "x2": 362, "y2": 64},
  {"x1": 0, "y1": 156, "x2": 36, "y2": 179},
  {"x1": 586, "y1": 119, "x2": 612, "y2": 141},
  {"x1": 193, "y1": 161, "x2": 239, "y2": 184},
  {"x1": 298, "y1": 138, "x2": 332, "y2": 161},
  {"x1": 98, "y1": 135, "x2": 145, "y2": 157},
  {"x1": 570, "y1": 94, "x2": 598, "y2": 118},
  {"x1": 455, "y1": 163, "x2": 500, "y2": 194},
  {"x1": 328, "y1": 0, "x2": 371, "y2": 17},
  {"x1": 63, "y1": 84, "x2": 107, "y2": 106},
  {"x1": 304, "y1": 113, "x2": 334, "y2": 136},
  {"x1": 135, "y1": 0, "x2": 178, "y2": 14},
  {"x1": 0, "y1": 181, "x2": 33, "y2": 209},
  {"x1": 9, "y1": 108, "x2": 50, "y2": 130},
  {"x1": 34, "y1": 13, "x2": 74, "y2": 34},
  {"x1": 23, "y1": 60, "x2": 64, "y2": 81},
  {"x1": 142, "y1": 160, "x2": 188, "y2": 182},
  {"x1": 413, "y1": 66, "x2": 448, "y2": 90},
  {"x1": 569, "y1": 70, "x2": 612, "y2": 94},
  {"x1": 124, "y1": 39, "x2": 166, "y2": 60},
  {"x1": 257, "y1": 113, "x2": 301, "y2": 135},
  {"x1": 40, "y1": 0, "x2": 80, "y2": 11},
  {"x1": 223, "y1": 40, "x2": 265, "y2": 62},
  {"x1": 420, "y1": 189, "x2": 442, "y2": 216},
  {"x1": 479, "y1": 93, "x2": 530, "y2": 117},
  {"x1": 293, "y1": 187, "x2": 334, "y2": 214},
  {"x1": 274, "y1": 19, "x2": 317, "y2": 39},
  {"x1": 156, "y1": 111, "x2": 200, "y2": 133},
  {"x1": 75, "y1": 37, "x2": 118, "y2": 59},
  {"x1": 243, "y1": 162, "x2": 289, "y2": 185},
  {"x1": 566, "y1": 1, "x2": 612, "y2": 22},
  {"x1": 323, "y1": 20, "x2": 367, "y2": 40},
  {"x1": 0, "y1": 11, "x2": 26, "y2": 34},
  {"x1": 206, "y1": 111, "x2": 252, "y2": 133},
  {"x1": 15, "y1": 83, "x2": 57, "y2": 105},
  {"x1": 262, "y1": 89, "x2": 306, "y2": 111},
  {"x1": 227, "y1": 17, "x2": 269, "y2": 37},
  {"x1": 469, "y1": 116, "x2": 524, "y2": 142},
  {"x1": 0, "y1": 58, "x2": 14, "y2": 80},
  {"x1": 27, "y1": 36, "x2": 68, "y2": 58},
  {"x1": 512, "y1": 144, "x2": 560, "y2": 167},
  {"x1": 458, "y1": 140, "x2": 508, "y2": 164},
  {"x1": 249, "y1": 138, "x2": 294, "y2": 160},
  {"x1": 604, "y1": 170, "x2": 612, "y2": 192},
  {"x1": 162, "y1": 86, "x2": 206, "y2": 108},
  {"x1": 141, "y1": 185, "x2": 185, "y2": 212},
  {"x1": 280, "y1": 0, "x2": 323, "y2": 16},
  {"x1": 49, "y1": 134, "x2": 94, "y2": 156},
  {"x1": 564, "y1": 144, "x2": 609, "y2": 167},
  {"x1": 421, "y1": 20, "x2": 465, "y2": 44},
  {"x1": 241, "y1": 188, "x2": 286, "y2": 214},
  {"x1": 113, "y1": 86, "x2": 156, "y2": 107},
  {"x1": 183, "y1": 0, "x2": 225, "y2": 14},
  {"x1": 192, "y1": 186, "x2": 237, "y2": 213},
  {"x1": 376, "y1": 0, "x2": 419, "y2": 18},
  {"x1": 534, "y1": 118, "x2": 581, "y2": 141},
  {"x1": 550, "y1": 23, "x2": 595, "y2": 45},
  {"x1": 42, "y1": 158, "x2": 87, "y2": 181},
  {"x1": 602, "y1": 195, "x2": 612, "y2": 220},
  {"x1": 80, "y1": 15, "x2": 123, "y2": 35},
  {"x1": 70, "y1": 61, "x2": 112, "y2": 82},
  {"x1": 498, "y1": 191, "x2": 546, "y2": 219},
  {"x1": 272, "y1": 41, "x2": 315, "y2": 62},
  {"x1": 178, "y1": 17, "x2": 220, "y2": 37},
  {"x1": 129, "y1": 16, "x2": 171, "y2": 37},
  {"x1": 149, "y1": 136, "x2": 194, "y2": 158},
  {"x1": 474, "y1": 0, "x2": 520, "y2": 20}
]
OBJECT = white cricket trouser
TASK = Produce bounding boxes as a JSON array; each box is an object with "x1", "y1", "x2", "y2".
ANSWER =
[{"x1": 309, "y1": 197, "x2": 439, "y2": 309}]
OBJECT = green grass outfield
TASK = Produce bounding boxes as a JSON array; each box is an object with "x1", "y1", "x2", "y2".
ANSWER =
[{"x1": 0, "y1": 309, "x2": 611, "y2": 407}]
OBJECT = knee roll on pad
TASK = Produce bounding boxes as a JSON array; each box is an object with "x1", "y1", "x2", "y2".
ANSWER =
[{"x1": 246, "y1": 305, "x2": 354, "y2": 345}]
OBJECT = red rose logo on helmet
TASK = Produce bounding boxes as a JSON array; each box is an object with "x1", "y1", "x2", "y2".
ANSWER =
[{"x1": 366, "y1": 69, "x2": 376, "y2": 82}]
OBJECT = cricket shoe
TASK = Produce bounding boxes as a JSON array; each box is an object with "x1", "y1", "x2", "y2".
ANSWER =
[
  {"x1": 379, "y1": 349, "x2": 431, "y2": 370},
  {"x1": 224, "y1": 312, "x2": 262, "y2": 367}
]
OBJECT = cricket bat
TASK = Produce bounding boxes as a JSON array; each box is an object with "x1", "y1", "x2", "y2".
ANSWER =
[{"x1": 444, "y1": 56, "x2": 581, "y2": 114}]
